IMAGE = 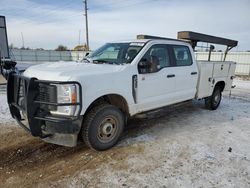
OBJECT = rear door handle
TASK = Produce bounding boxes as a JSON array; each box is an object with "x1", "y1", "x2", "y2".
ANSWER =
[
  {"x1": 167, "y1": 74, "x2": 175, "y2": 78},
  {"x1": 191, "y1": 72, "x2": 197, "y2": 75}
]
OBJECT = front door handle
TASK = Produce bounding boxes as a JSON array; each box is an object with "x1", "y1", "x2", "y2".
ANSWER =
[
  {"x1": 191, "y1": 72, "x2": 197, "y2": 75},
  {"x1": 167, "y1": 74, "x2": 175, "y2": 78}
]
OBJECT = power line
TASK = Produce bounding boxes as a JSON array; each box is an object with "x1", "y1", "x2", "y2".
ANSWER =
[
  {"x1": 2, "y1": 0, "x2": 159, "y2": 27},
  {"x1": 81, "y1": 0, "x2": 158, "y2": 50},
  {"x1": 1, "y1": 0, "x2": 81, "y2": 26},
  {"x1": 89, "y1": 0, "x2": 138, "y2": 9},
  {"x1": 89, "y1": 0, "x2": 159, "y2": 12},
  {"x1": 4, "y1": 0, "x2": 160, "y2": 48}
]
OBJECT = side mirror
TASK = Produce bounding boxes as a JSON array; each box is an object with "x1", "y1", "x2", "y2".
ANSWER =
[
  {"x1": 2, "y1": 60, "x2": 16, "y2": 70},
  {"x1": 0, "y1": 59, "x2": 17, "y2": 79},
  {"x1": 138, "y1": 59, "x2": 151, "y2": 74}
]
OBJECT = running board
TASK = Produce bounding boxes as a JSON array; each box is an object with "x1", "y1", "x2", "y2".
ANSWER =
[{"x1": 133, "y1": 100, "x2": 192, "y2": 119}]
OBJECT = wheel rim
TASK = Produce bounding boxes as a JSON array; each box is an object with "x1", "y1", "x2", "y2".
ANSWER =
[
  {"x1": 213, "y1": 90, "x2": 221, "y2": 106},
  {"x1": 97, "y1": 115, "x2": 119, "y2": 143}
]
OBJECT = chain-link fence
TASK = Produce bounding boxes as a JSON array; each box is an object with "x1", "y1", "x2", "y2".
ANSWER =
[
  {"x1": 8, "y1": 49, "x2": 250, "y2": 76},
  {"x1": 10, "y1": 49, "x2": 89, "y2": 62},
  {"x1": 196, "y1": 52, "x2": 250, "y2": 76}
]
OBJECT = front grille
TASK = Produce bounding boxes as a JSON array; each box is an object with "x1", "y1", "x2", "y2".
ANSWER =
[
  {"x1": 37, "y1": 84, "x2": 57, "y2": 103},
  {"x1": 36, "y1": 84, "x2": 57, "y2": 111}
]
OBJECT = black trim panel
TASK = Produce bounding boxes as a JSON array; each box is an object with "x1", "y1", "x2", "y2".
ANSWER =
[
  {"x1": 0, "y1": 16, "x2": 10, "y2": 59},
  {"x1": 132, "y1": 75, "x2": 137, "y2": 103},
  {"x1": 167, "y1": 74, "x2": 175, "y2": 78}
]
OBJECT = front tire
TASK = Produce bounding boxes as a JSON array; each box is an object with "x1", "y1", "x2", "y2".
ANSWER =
[
  {"x1": 81, "y1": 104, "x2": 124, "y2": 151},
  {"x1": 205, "y1": 86, "x2": 222, "y2": 110}
]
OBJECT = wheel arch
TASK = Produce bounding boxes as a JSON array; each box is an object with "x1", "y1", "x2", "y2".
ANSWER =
[
  {"x1": 84, "y1": 94, "x2": 130, "y2": 116},
  {"x1": 215, "y1": 81, "x2": 225, "y2": 91}
]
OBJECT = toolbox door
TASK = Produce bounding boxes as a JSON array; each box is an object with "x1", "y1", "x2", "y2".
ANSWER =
[
  {"x1": 213, "y1": 62, "x2": 230, "y2": 77},
  {"x1": 196, "y1": 61, "x2": 214, "y2": 98}
]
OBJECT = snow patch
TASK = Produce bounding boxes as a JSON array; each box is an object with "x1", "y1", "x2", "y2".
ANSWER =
[
  {"x1": 0, "y1": 92, "x2": 15, "y2": 125},
  {"x1": 234, "y1": 79, "x2": 250, "y2": 90},
  {"x1": 191, "y1": 143, "x2": 216, "y2": 161},
  {"x1": 118, "y1": 134, "x2": 155, "y2": 146}
]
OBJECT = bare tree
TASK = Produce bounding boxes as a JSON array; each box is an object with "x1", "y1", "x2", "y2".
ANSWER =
[{"x1": 55, "y1": 45, "x2": 68, "y2": 51}]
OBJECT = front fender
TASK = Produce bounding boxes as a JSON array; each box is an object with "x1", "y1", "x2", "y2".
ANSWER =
[{"x1": 81, "y1": 89, "x2": 134, "y2": 116}]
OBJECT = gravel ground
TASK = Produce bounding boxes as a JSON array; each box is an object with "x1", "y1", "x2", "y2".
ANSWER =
[{"x1": 0, "y1": 79, "x2": 249, "y2": 188}]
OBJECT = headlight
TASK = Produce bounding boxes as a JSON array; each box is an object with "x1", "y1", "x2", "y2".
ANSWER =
[{"x1": 50, "y1": 84, "x2": 79, "y2": 116}]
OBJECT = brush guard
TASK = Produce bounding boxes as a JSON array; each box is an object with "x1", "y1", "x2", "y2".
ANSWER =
[{"x1": 7, "y1": 71, "x2": 83, "y2": 139}]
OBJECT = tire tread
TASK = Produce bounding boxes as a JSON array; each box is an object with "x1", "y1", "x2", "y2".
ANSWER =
[
  {"x1": 205, "y1": 86, "x2": 222, "y2": 110},
  {"x1": 82, "y1": 103, "x2": 123, "y2": 150}
]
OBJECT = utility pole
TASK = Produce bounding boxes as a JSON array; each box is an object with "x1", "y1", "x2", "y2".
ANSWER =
[
  {"x1": 21, "y1": 32, "x2": 25, "y2": 49},
  {"x1": 78, "y1": 30, "x2": 81, "y2": 60},
  {"x1": 84, "y1": 0, "x2": 90, "y2": 51},
  {"x1": 78, "y1": 30, "x2": 81, "y2": 45}
]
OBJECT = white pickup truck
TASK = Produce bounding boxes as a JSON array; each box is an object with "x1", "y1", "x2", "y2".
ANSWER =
[{"x1": 0, "y1": 24, "x2": 238, "y2": 150}]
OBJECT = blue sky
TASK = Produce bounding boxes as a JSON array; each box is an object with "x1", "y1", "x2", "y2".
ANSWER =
[{"x1": 1, "y1": 0, "x2": 250, "y2": 51}]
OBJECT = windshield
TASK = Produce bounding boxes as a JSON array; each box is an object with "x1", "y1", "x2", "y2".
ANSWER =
[{"x1": 87, "y1": 42, "x2": 144, "y2": 65}]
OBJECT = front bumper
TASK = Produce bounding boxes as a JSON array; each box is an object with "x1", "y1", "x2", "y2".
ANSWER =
[{"x1": 7, "y1": 72, "x2": 83, "y2": 147}]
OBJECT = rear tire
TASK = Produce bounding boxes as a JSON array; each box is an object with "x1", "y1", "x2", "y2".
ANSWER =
[
  {"x1": 205, "y1": 86, "x2": 222, "y2": 110},
  {"x1": 81, "y1": 104, "x2": 124, "y2": 151}
]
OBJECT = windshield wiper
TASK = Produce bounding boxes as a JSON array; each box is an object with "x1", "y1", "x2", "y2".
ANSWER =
[{"x1": 93, "y1": 60, "x2": 118, "y2": 65}]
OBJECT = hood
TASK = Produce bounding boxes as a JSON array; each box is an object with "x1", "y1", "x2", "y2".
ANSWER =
[{"x1": 23, "y1": 61, "x2": 127, "y2": 81}]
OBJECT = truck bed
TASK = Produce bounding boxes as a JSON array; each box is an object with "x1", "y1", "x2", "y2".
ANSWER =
[{"x1": 196, "y1": 61, "x2": 236, "y2": 99}]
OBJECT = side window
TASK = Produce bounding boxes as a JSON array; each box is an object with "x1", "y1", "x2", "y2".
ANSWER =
[
  {"x1": 139, "y1": 44, "x2": 170, "y2": 73},
  {"x1": 172, "y1": 46, "x2": 192, "y2": 66}
]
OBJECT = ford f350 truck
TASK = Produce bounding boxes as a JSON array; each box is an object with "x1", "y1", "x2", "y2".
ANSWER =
[{"x1": 0, "y1": 16, "x2": 238, "y2": 150}]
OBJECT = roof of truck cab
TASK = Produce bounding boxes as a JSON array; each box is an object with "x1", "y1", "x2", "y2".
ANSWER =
[
  {"x1": 112, "y1": 39, "x2": 150, "y2": 43},
  {"x1": 112, "y1": 39, "x2": 190, "y2": 46}
]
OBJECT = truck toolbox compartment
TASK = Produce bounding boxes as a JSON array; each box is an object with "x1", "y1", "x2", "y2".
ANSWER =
[{"x1": 196, "y1": 61, "x2": 236, "y2": 99}]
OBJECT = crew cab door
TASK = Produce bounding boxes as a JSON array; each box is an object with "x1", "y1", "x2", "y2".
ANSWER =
[
  {"x1": 135, "y1": 44, "x2": 177, "y2": 112},
  {"x1": 170, "y1": 45, "x2": 198, "y2": 100}
]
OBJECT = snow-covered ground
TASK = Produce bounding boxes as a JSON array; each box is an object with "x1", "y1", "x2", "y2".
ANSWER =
[
  {"x1": 56, "y1": 92, "x2": 250, "y2": 187},
  {"x1": 0, "y1": 89, "x2": 15, "y2": 124},
  {"x1": 0, "y1": 78, "x2": 249, "y2": 187},
  {"x1": 232, "y1": 79, "x2": 250, "y2": 100}
]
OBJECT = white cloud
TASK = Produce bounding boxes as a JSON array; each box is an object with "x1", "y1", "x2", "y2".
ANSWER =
[{"x1": 2, "y1": 0, "x2": 250, "y2": 51}]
